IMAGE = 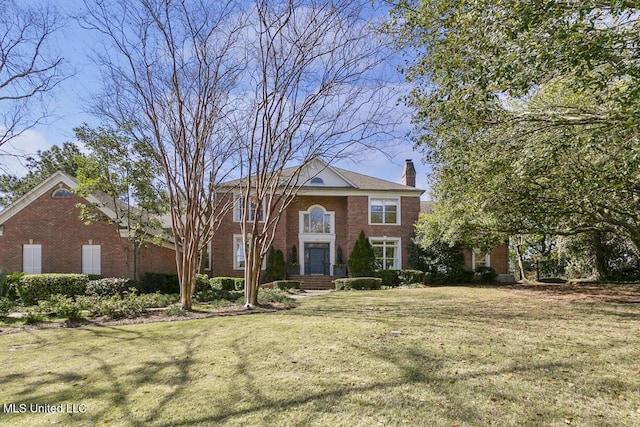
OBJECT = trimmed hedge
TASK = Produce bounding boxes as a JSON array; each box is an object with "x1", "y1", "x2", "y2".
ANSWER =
[
  {"x1": 272, "y1": 280, "x2": 300, "y2": 291},
  {"x1": 140, "y1": 272, "x2": 180, "y2": 294},
  {"x1": 334, "y1": 277, "x2": 382, "y2": 290},
  {"x1": 16, "y1": 274, "x2": 89, "y2": 305},
  {"x1": 399, "y1": 270, "x2": 425, "y2": 285},
  {"x1": 210, "y1": 277, "x2": 234, "y2": 291},
  {"x1": 86, "y1": 278, "x2": 134, "y2": 297},
  {"x1": 376, "y1": 270, "x2": 401, "y2": 287}
]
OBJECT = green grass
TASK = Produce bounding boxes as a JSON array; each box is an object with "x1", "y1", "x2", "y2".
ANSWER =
[{"x1": 0, "y1": 286, "x2": 639, "y2": 426}]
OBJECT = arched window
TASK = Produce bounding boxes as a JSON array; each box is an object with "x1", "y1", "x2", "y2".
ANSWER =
[
  {"x1": 302, "y1": 206, "x2": 332, "y2": 233},
  {"x1": 52, "y1": 188, "x2": 72, "y2": 198},
  {"x1": 310, "y1": 177, "x2": 324, "y2": 185}
]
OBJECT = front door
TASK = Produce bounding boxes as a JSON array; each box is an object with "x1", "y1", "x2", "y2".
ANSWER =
[{"x1": 305, "y1": 243, "x2": 330, "y2": 275}]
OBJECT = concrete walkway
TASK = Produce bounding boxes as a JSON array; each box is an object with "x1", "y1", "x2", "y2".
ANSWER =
[{"x1": 289, "y1": 289, "x2": 332, "y2": 299}]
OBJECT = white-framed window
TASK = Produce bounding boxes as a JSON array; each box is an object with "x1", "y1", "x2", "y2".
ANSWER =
[
  {"x1": 23, "y1": 244, "x2": 42, "y2": 274},
  {"x1": 301, "y1": 206, "x2": 332, "y2": 234},
  {"x1": 233, "y1": 196, "x2": 265, "y2": 222},
  {"x1": 369, "y1": 197, "x2": 400, "y2": 225},
  {"x1": 370, "y1": 238, "x2": 401, "y2": 270},
  {"x1": 472, "y1": 249, "x2": 490, "y2": 270},
  {"x1": 202, "y1": 241, "x2": 212, "y2": 271},
  {"x1": 82, "y1": 245, "x2": 101, "y2": 275},
  {"x1": 233, "y1": 235, "x2": 266, "y2": 270}
]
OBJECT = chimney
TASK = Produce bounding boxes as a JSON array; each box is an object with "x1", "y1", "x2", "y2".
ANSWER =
[{"x1": 402, "y1": 159, "x2": 416, "y2": 187}]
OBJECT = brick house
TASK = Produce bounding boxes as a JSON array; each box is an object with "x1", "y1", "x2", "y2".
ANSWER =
[
  {"x1": 419, "y1": 201, "x2": 510, "y2": 275},
  {"x1": 206, "y1": 159, "x2": 425, "y2": 288},
  {"x1": 0, "y1": 171, "x2": 176, "y2": 278}
]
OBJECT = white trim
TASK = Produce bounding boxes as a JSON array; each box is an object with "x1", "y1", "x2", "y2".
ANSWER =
[
  {"x1": 370, "y1": 237, "x2": 402, "y2": 270},
  {"x1": 233, "y1": 234, "x2": 266, "y2": 271},
  {"x1": 232, "y1": 195, "x2": 266, "y2": 223},
  {"x1": 368, "y1": 196, "x2": 401, "y2": 225},
  {"x1": 471, "y1": 249, "x2": 491, "y2": 270},
  {"x1": 298, "y1": 204, "x2": 336, "y2": 275},
  {"x1": 299, "y1": 204, "x2": 335, "y2": 235}
]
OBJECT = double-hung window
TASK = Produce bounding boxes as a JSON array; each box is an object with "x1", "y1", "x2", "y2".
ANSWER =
[
  {"x1": 233, "y1": 197, "x2": 265, "y2": 222},
  {"x1": 472, "y1": 249, "x2": 490, "y2": 270},
  {"x1": 369, "y1": 198, "x2": 399, "y2": 225},
  {"x1": 370, "y1": 238, "x2": 400, "y2": 270},
  {"x1": 233, "y1": 235, "x2": 266, "y2": 270}
]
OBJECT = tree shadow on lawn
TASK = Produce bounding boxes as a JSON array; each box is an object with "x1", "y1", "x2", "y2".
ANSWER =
[
  {"x1": 147, "y1": 340, "x2": 579, "y2": 427},
  {"x1": 0, "y1": 328, "x2": 199, "y2": 427}
]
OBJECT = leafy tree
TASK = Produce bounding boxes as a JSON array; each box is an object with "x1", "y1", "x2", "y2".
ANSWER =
[
  {"x1": 73, "y1": 124, "x2": 168, "y2": 281},
  {"x1": 348, "y1": 230, "x2": 376, "y2": 277},
  {"x1": 388, "y1": 1, "x2": 640, "y2": 252},
  {"x1": 0, "y1": 142, "x2": 84, "y2": 207}
]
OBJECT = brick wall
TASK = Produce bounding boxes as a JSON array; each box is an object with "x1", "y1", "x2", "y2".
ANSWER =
[
  {"x1": 0, "y1": 183, "x2": 176, "y2": 278},
  {"x1": 209, "y1": 192, "x2": 422, "y2": 277}
]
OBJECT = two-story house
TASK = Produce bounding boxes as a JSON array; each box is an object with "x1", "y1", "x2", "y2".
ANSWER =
[{"x1": 207, "y1": 158, "x2": 425, "y2": 288}]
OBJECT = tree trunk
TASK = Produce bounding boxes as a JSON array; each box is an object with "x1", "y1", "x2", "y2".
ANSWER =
[
  {"x1": 592, "y1": 231, "x2": 608, "y2": 281},
  {"x1": 514, "y1": 235, "x2": 526, "y2": 281},
  {"x1": 244, "y1": 235, "x2": 263, "y2": 309}
]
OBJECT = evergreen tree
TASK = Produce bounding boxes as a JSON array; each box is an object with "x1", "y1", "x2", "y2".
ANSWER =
[{"x1": 348, "y1": 230, "x2": 376, "y2": 277}]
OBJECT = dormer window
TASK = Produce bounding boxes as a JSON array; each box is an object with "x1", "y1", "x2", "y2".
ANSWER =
[
  {"x1": 52, "y1": 188, "x2": 72, "y2": 198},
  {"x1": 310, "y1": 177, "x2": 324, "y2": 185}
]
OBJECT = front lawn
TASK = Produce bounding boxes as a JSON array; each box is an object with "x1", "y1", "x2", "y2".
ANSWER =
[{"x1": 0, "y1": 285, "x2": 638, "y2": 426}]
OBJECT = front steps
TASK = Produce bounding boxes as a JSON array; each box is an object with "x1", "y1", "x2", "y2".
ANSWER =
[{"x1": 287, "y1": 275, "x2": 344, "y2": 290}]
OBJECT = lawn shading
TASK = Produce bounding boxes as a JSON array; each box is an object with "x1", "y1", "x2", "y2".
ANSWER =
[{"x1": 0, "y1": 286, "x2": 638, "y2": 426}]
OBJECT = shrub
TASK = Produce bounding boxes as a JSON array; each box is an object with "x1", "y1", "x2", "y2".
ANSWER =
[
  {"x1": 475, "y1": 267, "x2": 497, "y2": 283},
  {"x1": 140, "y1": 272, "x2": 180, "y2": 294},
  {"x1": 399, "y1": 270, "x2": 425, "y2": 286},
  {"x1": 0, "y1": 271, "x2": 25, "y2": 300},
  {"x1": 16, "y1": 274, "x2": 88, "y2": 305},
  {"x1": 348, "y1": 230, "x2": 376, "y2": 277},
  {"x1": 86, "y1": 278, "x2": 133, "y2": 297},
  {"x1": 258, "y1": 289, "x2": 295, "y2": 305},
  {"x1": 376, "y1": 270, "x2": 401, "y2": 287},
  {"x1": 210, "y1": 277, "x2": 238, "y2": 291},
  {"x1": 424, "y1": 271, "x2": 474, "y2": 285},
  {"x1": 264, "y1": 247, "x2": 286, "y2": 282},
  {"x1": 24, "y1": 307, "x2": 45, "y2": 324},
  {"x1": 272, "y1": 280, "x2": 300, "y2": 291},
  {"x1": 0, "y1": 297, "x2": 17, "y2": 317},
  {"x1": 196, "y1": 274, "x2": 210, "y2": 292},
  {"x1": 136, "y1": 292, "x2": 179, "y2": 308},
  {"x1": 334, "y1": 277, "x2": 382, "y2": 290},
  {"x1": 165, "y1": 305, "x2": 188, "y2": 317},
  {"x1": 39, "y1": 294, "x2": 82, "y2": 320}
]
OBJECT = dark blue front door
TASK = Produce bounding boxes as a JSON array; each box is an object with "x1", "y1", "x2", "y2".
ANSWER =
[{"x1": 305, "y1": 243, "x2": 330, "y2": 275}]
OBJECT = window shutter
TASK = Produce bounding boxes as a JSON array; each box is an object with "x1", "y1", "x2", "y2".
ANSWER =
[
  {"x1": 82, "y1": 245, "x2": 101, "y2": 275},
  {"x1": 23, "y1": 244, "x2": 42, "y2": 274}
]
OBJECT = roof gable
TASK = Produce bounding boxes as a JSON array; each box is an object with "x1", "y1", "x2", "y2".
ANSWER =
[{"x1": 0, "y1": 171, "x2": 118, "y2": 225}]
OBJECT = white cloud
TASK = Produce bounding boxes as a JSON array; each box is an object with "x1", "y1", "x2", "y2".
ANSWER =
[{"x1": 0, "y1": 129, "x2": 55, "y2": 177}]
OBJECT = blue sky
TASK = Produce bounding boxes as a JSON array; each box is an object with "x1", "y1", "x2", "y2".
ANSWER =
[{"x1": 3, "y1": 0, "x2": 429, "y2": 194}]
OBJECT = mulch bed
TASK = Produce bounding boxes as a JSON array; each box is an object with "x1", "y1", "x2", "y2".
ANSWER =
[{"x1": 0, "y1": 303, "x2": 288, "y2": 336}]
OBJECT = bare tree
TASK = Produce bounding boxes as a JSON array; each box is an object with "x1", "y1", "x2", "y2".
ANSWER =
[
  {"x1": 234, "y1": 0, "x2": 402, "y2": 308},
  {"x1": 80, "y1": 0, "x2": 243, "y2": 309},
  {"x1": 0, "y1": 0, "x2": 65, "y2": 155}
]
